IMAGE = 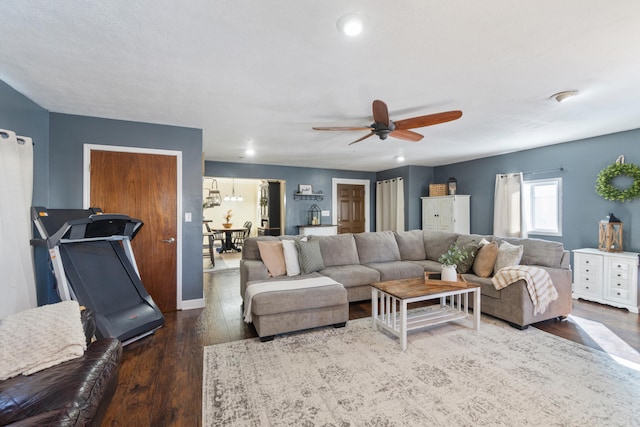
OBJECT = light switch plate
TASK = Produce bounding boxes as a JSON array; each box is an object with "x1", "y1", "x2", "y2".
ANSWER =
[
  {"x1": 185, "y1": 212, "x2": 192, "y2": 222},
  {"x1": 321, "y1": 210, "x2": 330, "y2": 217}
]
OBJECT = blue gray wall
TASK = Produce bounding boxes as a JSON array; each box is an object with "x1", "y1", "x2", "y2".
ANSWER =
[
  {"x1": 49, "y1": 113, "x2": 204, "y2": 301},
  {"x1": 434, "y1": 129, "x2": 640, "y2": 254},
  {"x1": 205, "y1": 161, "x2": 377, "y2": 234},
  {"x1": 0, "y1": 80, "x2": 50, "y2": 206}
]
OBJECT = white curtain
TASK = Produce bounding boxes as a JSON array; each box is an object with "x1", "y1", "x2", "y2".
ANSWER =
[
  {"x1": 376, "y1": 178, "x2": 405, "y2": 231},
  {"x1": 493, "y1": 172, "x2": 527, "y2": 238},
  {"x1": 0, "y1": 129, "x2": 36, "y2": 318}
]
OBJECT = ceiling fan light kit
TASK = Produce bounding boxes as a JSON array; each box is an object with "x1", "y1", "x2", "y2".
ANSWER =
[
  {"x1": 313, "y1": 99, "x2": 462, "y2": 145},
  {"x1": 551, "y1": 90, "x2": 579, "y2": 103}
]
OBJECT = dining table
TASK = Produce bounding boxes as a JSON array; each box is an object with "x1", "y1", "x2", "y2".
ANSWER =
[{"x1": 206, "y1": 224, "x2": 247, "y2": 253}]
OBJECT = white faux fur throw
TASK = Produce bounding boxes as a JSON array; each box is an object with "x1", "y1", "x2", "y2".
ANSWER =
[
  {"x1": 243, "y1": 277, "x2": 341, "y2": 323},
  {"x1": 0, "y1": 300, "x2": 87, "y2": 380},
  {"x1": 492, "y1": 265, "x2": 558, "y2": 315}
]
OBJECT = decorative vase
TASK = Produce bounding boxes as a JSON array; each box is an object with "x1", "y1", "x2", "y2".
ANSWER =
[
  {"x1": 222, "y1": 223, "x2": 233, "y2": 228},
  {"x1": 441, "y1": 264, "x2": 457, "y2": 282}
]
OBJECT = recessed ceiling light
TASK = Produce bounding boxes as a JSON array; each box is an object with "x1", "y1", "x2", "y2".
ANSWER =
[
  {"x1": 550, "y1": 90, "x2": 579, "y2": 103},
  {"x1": 245, "y1": 148, "x2": 255, "y2": 156},
  {"x1": 396, "y1": 155, "x2": 405, "y2": 162},
  {"x1": 337, "y1": 13, "x2": 365, "y2": 36}
]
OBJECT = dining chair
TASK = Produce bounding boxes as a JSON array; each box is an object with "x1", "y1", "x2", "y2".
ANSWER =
[{"x1": 233, "y1": 221, "x2": 252, "y2": 251}]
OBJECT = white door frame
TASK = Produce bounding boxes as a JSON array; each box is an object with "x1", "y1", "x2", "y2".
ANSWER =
[
  {"x1": 82, "y1": 144, "x2": 184, "y2": 309},
  {"x1": 332, "y1": 178, "x2": 371, "y2": 232}
]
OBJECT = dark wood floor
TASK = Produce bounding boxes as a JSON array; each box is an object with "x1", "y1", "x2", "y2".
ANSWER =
[{"x1": 102, "y1": 269, "x2": 640, "y2": 426}]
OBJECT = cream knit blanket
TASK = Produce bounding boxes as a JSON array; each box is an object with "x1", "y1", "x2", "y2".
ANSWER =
[
  {"x1": 0, "y1": 300, "x2": 87, "y2": 380},
  {"x1": 491, "y1": 266, "x2": 558, "y2": 315},
  {"x1": 243, "y1": 277, "x2": 341, "y2": 323}
]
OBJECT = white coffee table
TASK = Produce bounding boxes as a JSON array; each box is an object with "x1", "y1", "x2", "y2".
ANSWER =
[{"x1": 371, "y1": 277, "x2": 481, "y2": 351}]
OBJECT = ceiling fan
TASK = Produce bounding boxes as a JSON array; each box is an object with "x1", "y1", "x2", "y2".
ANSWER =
[{"x1": 313, "y1": 100, "x2": 462, "y2": 145}]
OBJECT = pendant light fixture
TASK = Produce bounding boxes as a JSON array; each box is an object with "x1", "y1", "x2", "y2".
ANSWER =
[
  {"x1": 224, "y1": 179, "x2": 243, "y2": 202},
  {"x1": 203, "y1": 179, "x2": 222, "y2": 208}
]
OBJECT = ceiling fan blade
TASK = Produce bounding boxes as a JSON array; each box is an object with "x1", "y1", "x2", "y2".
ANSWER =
[
  {"x1": 390, "y1": 129, "x2": 424, "y2": 142},
  {"x1": 348, "y1": 132, "x2": 375, "y2": 145},
  {"x1": 394, "y1": 110, "x2": 463, "y2": 130},
  {"x1": 372, "y1": 99, "x2": 390, "y2": 126},
  {"x1": 313, "y1": 126, "x2": 372, "y2": 131}
]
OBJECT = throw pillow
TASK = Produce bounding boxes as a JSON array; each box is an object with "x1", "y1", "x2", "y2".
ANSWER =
[
  {"x1": 257, "y1": 241, "x2": 286, "y2": 277},
  {"x1": 296, "y1": 238, "x2": 325, "y2": 274},
  {"x1": 472, "y1": 241, "x2": 499, "y2": 278},
  {"x1": 494, "y1": 241, "x2": 524, "y2": 272},
  {"x1": 456, "y1": 241, "x2": 480, "y2": 274},
  {"x1": 281, "y1": 239, "x2": 301, "y2": 276}
]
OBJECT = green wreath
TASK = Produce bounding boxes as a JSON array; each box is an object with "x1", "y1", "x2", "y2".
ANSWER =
[{"x1": 595, "y1": 162, "x2": 640, "y2": 202}]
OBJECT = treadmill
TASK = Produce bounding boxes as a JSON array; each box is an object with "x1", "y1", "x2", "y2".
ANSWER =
[{"x1": 32, "y1": 207, "x2": 165, "y2": 345}]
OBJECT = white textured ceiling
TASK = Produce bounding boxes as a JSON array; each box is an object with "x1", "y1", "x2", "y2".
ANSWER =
[{"x1": 2, "y1": 1, "x2": 640, "y2": 171}]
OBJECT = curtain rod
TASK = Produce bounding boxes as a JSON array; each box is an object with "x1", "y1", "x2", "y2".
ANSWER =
[
  {"x1": 523, "y1": 167, "x2": 564, "y2": 176},
  {"x1": 377, "y1": 177, "x2": 403, "y2": 183}
]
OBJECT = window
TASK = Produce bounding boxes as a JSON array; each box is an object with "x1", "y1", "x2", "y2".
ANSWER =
[{"x1": 523, "y1": 178, "x2": 562, "y2": 236}]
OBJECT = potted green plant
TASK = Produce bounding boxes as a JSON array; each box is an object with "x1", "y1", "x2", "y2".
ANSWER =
[{"x1": 438, "y1": 244, "x2": 469, "y2": 282}]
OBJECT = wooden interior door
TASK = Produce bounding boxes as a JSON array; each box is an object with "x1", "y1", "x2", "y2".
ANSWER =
[
  {"x1": 337, "y1": 184, "x2": 365, "y2": 233},
  {"x1": 90, "y1": 150, "x2": 177, "y2": 312}
]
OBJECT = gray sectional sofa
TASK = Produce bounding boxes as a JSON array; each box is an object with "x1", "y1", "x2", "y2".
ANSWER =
[{"x1": 240, "y1": 230, "x2": 573, "y2": 339}]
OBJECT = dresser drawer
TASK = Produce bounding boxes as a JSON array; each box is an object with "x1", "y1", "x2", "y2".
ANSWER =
[
  {"x1": 608, "y1": 278, "x2": 631, "y2": 291},
  {"x1": 577, "y1": 254, "x2": 601, "y2": 267},
  {"x1": 609, "y1": 269, "x2": 630, "y2": 281},
  {"x1": 606, "y1": 287, "x2": 630, "y2": 302},
  {"x1": 576, "y1": 281, "x2": 600, "y2": 295}
]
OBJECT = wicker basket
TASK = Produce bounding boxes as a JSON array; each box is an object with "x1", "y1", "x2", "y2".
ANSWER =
[{"x1": 429, "y1": 183, "x2": 448, "y2": 197}]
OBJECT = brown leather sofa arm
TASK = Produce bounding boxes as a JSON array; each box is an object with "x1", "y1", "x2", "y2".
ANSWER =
[{"x1": 0, "y1": 337, "x2": 122, "y2": 427}]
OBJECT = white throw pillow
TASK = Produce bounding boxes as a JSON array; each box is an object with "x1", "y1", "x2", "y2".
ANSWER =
[
  {"x1": 282, "y1": 239, "x2": 301, "y2": 276},
  {"x1": 494, "y1": 241, "x2": 524, "y2": 272}
]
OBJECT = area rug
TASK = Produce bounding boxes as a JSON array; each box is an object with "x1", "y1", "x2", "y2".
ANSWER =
[{"x1": 203, "y1": 317, "x2": 640, "y2": 426}]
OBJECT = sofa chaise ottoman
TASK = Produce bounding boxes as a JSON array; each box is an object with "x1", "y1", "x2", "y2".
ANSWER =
[{"x1": 243, "y1": 275, "x2": 348, "y2": 341}]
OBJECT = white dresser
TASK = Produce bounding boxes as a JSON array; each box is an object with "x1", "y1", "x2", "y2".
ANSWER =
[
  {"x1": 572, "y1": 248, "x2": 640, "y2": 313},
  {"x1": 297, "y1": 225, "x2": 338, "y2": 236},
  {"x1": 421, "y1": 195, "x2": 470, "y2": 234}
]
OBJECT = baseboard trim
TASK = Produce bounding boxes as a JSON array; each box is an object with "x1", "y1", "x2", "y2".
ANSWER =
[{"x1": 181, "y1": 298, "x2": 205, "y2": 310}]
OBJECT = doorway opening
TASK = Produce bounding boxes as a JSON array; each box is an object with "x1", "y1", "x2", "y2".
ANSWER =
[{"x1": 202, "y1": 177, "x2": 285, "y2": 271}]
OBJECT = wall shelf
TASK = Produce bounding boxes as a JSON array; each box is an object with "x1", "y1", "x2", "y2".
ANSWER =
[{"x1": 293, "y1": 191, "x2": 324, "y2": 201}]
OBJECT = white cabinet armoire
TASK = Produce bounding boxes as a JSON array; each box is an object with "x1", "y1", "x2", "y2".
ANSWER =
[
  {"x1": 421, "y1": 195, "x2": 470, "y2": 233},
  {"x1": 572, "y1": 248, "x2": 640, "y2": 313}
]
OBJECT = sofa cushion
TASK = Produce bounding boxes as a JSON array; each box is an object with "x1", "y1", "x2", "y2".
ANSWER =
[
  {"x1": 462, "y1": 274, "x2": 502, "y2": 299},
  {"x1": 354, "y1": 231, "x2": 401, "y2": 264},
  {"x1": 281, "y1": 239, "x2": 300, "y2": 276},
  {"x1": 394, "y1": 230, "x2": 427, "y2": 261},
  {"x1": 314, "y1": 234, "x2": 360, "y2": 267},
  {"x1": 494, "y1": 241, "x2": 524, "y2": 272},
  {"x1": 423, "y1": 231, "x2": 459, "y2": 261},
  {"x1": 501, "y1": 237, "x2": 565, "y2": 268},
  {"x1": 296, "y1": 239, "x2": 325, "y2": 274},
  {"x1": 320, "y1": 265, "x2": 381, "y2": 287},
  {"x1": 366, "y1": 261, "x2": 424, "y2": 282},
  {"x1": 408, "y1": 259, "x2": 443, "y2": 273},
  {"x1": 473, "y1": 241, "x2": 499, "y2": 278},
  {"x1": 257, "y1": 241, "x2": 287, "y2": 277}
]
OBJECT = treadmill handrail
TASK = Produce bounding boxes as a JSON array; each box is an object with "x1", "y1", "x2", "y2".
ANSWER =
[{"x1": 44, "y1": 214, "x2": 143, "y2": 248}]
